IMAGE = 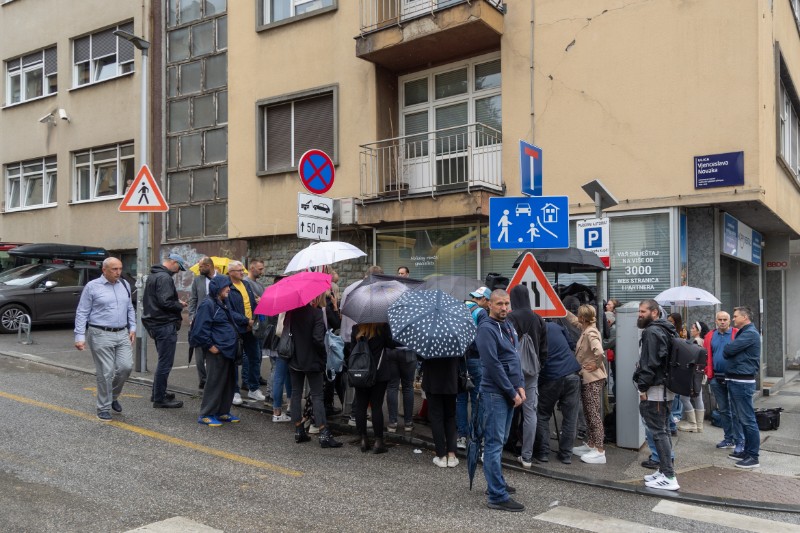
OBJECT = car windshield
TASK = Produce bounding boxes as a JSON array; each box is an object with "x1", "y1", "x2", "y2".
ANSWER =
[{"x1": 0, "y1": 264, "x2": 59, "y2": 286}]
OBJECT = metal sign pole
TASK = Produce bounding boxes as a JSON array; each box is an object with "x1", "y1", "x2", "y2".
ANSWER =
[{"x1": 136, "y1": 46, "x2": 149, "y2": 373}]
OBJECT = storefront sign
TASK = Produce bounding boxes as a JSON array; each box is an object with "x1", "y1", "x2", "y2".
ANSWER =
[
  {"x1": 722, "y1": 213, "x2": 762, "y2": 266},
  {"x1": 694, "y1": 151, "x2": 744, "y2": 189}
]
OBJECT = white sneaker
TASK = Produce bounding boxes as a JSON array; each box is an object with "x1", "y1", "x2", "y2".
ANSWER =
[
  {"x1": 456, "y1": 436, "x2": 467, "y2": 450},
  {"x1": 447, "y1": 456, "x2": 459, "y2": 468},
  {"x1": 247, "y1": 389, "x2": 266, "y2": 402},
  {"x1": 572, "y1": 444, "x2": 593, "y2": 456},
  {"x1": 644, "y1": 470, "x2": 664, "y2": 482},
  {"x1": 517, "y1": 456, "x2": 532, "y2": 468},
  {"x1": 232, "y1": 393, "x2": 243, "y2": 406},
  {"x1": 308, "y1": 424, "x2": 320, "y2": 434},
  {"x1": 433, "y1": 457, "x2": 448, "y2": 468},
  {"x1": 645, "y1": 475, "x2": 680, "y2": 491},
  {"x1": 272, "y1": 413, "x2": 291, "y2": 422},
  {"x1": 580, "y1": 449, "x2": 606, "y2": 464},
  {"x1": 347, "y1": 416, "x2": 372, "y2": 428}
]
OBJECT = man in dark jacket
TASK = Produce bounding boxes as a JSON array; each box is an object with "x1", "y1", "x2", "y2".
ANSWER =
[
  {"x1": 635, "y1": 299, "x2": 679, "y2": 491},
  {"x1": 533, "y1": 320, "x2": 581, "y2": 464},
  {"x1": 704, "y1": 311, "x2": 742, "y2": 452},
  {"x1": 476, "y1": 289, "x2": 525, "y2": 512},
  {"x1": 723, "y1": 306, "x2": 761, "y2": 469},
  {"x1": 143, "y1": 253, "x2": 188, "y2": 408}
]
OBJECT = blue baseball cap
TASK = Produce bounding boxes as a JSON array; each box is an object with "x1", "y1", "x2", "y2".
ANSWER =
[
  {"x1": 469, "y1": 286, "x2": 491, "y2": 299},
  {"x1": 167, "y1": 253, "x2": 188, "y2": 271}
]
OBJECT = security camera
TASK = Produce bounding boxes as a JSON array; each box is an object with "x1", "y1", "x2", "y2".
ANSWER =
[
  {"x1": 57, "y1": 109, "x2": 69, "y2": 122},
  {"x1": 39, "y1": 113, "x2": 54, "y2": 124}
]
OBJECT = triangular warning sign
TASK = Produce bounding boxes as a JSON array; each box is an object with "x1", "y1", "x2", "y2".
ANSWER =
[
  {"x1": 119, "y1": 165, "x2": 169, "y2": 212},
  {"x1": 507, "y1": 252, "x2": 568, "y2": 318}
]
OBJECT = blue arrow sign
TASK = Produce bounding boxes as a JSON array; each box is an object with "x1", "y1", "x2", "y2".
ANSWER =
[
  {"x1": 520, "y1": 140, "x2": 542, "y2": 197},
  {"x1": 489, "y1": 196, "x2": 569, "y2": 250}
]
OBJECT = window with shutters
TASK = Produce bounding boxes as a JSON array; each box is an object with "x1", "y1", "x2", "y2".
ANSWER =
[
  {"x1": 5, "y1": 47, "x2": 57, "y2": 105},
  {"x1": 73, "y1": 22, "x2": 135, "y2": 87},
  {"x1": 4, "y1": 156, "x2": 57, "y2": 211},
  {"x1": 257, "y1": 86, "x2": 337, "y2": 174}
]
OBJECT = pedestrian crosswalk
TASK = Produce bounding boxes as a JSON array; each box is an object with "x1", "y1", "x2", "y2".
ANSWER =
[{"x1": 533, "y1": 501, "x2": 800, "y2": 533}]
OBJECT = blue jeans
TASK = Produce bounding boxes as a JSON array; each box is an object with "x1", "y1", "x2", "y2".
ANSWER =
[
  {"x1": 456, "y1": 358, "x2": 483, "y2": 437},
  {"x1": 239, "y1": 332, "x2": 261, "y2": 392},
  {"x1": 386, "y1": 357, "x2": 416, "y2": 425},
  {"x1": 640, "y1": 400, "x2": 675, "y2": 478},
  {"x1": 669, "y1": 396, "x2": 682, "y2": 432},
  {"x1": 727, "y1": 381, "x2": 760, "y2": 459},
  {"x1": 482, "y1": 392, "x2": 514, "y2": 504},
  {"x1": 709, "y1": 378, "x2": 744, "y2": 445},
  {"x1": 272, "y1": 356, "x2": 292, "y2": 411},
  {"x1": 149, "y1": 323, "x2": 177, "y2": 403}
]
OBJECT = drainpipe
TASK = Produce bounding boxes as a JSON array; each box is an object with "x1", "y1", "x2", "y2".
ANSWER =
[{"x1": 530, "y1": 0, "x2": 535, "y2": 143}]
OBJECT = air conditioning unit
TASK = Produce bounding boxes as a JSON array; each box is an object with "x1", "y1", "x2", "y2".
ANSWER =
[{"x1": 334, "y1": 197, "x2": 357, "y2": 225}]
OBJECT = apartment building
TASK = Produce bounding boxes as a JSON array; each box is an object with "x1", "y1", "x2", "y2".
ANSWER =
[{"x1": 0, "y1": 0, "x2": 155, "y2": 274}]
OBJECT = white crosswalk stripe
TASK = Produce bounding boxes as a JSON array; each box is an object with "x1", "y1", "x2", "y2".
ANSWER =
[
  {"x1": 652, "y1": 500, "x2": 800, "y2": 533},
  {"x1": 533, "y1": 506, "x2": 679, "y2": 533},
  {"x1": 124, "y1": 516, "x2": 222, "y2": 533}
]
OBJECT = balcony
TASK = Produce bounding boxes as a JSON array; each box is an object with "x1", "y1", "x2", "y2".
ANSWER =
[
  {"x1": 359, "y1": 122, "x2": 502, "y2": 201},
  {"x1": 357, "y1": 0, "x2": 505, "y2": 72}
]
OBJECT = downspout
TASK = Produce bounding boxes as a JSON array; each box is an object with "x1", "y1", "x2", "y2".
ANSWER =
[{"x1": 530, "y1": 0, "x2": 535, "y2": 143}]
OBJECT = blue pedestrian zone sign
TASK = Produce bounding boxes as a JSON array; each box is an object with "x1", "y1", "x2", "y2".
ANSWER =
[{"x1": 489, "y1": 196, "x2": 569, "y2": 250}]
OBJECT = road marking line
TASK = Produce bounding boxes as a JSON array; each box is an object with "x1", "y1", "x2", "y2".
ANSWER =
[
  {"x1": 124, "y1": 516, "x2": 222, "y2": 532},
  {"x1": 534, "y1": 506, "x2": 679, "y2": 533},
  {"x1": 0, "y1": 390, "x2": 302, "y2": 478},
  {"x1": 652, "y1": 500, "x2": 800, "y2": 532}
]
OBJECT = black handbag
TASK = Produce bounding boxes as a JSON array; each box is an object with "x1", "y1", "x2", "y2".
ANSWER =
[
  {"x1": 458, "y1": 354, "x2": 475, "y2": 393},
  {"x1": 277, "y1": 314, "x2": 294, "y2": 360},
  {"x1": 233, "y1": 337, "x2": 244, "y2": 366}
]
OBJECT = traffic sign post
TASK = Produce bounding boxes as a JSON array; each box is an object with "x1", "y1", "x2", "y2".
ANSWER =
[
  {"x1": 298, "y1": 149, "x2": 335, "y2": 194},
  {"x1": 489, "y1": 196, "x2": 569, "y2": 250},
  {"x1": 297, "y1": 191, "x2": 332, "y2": 241},
  {"x1": 520, "y1": 140, "x2": 542, "y2": 197},
  {"x1": 507, "y1": 252, "x2": 567, "y2": 318},
  {"x1": 298, "y1": 215, "x2": 331, "y2": 240},
  {"x1": 576, "y1": 218, "x2": 610, "y2": 267}
]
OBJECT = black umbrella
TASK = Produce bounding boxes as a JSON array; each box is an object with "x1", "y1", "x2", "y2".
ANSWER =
[
  {"x1": 387, "y1": 290, "x2": 476, "y2": 359},
  {"x1": 512, "y1": 247, "x2": 607, "y2": 285},
  {"x1": 415, "y1": 275, "x2": 484, "y2": 301},
  {"x1": 361, "y1": 273, "x2": 425, "y2": 288},
  {"x1": 340, "y1": 280, "x2": 410, "y2": 323}
]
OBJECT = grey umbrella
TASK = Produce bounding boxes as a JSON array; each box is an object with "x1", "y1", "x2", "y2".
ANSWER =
[
  {"x1": 387, "y1": 289, "x2": 476, "y2": 359},
  {"x1": 340, "y1": 280, "x2": 410, "y2": 324}
]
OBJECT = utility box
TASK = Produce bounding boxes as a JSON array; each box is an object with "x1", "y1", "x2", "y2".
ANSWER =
[{"x1": 615, "y1": 306, "x2": 645, "y2": 449}]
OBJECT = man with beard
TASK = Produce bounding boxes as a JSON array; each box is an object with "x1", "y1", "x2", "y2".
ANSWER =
[{"x1": 635, "y1": 299, "x2": 679, "y2": 491}]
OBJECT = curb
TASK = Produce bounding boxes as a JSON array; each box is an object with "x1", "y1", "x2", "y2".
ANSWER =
[{"x1": 3, "y1": 350, "x2": 798, "y2": 514}]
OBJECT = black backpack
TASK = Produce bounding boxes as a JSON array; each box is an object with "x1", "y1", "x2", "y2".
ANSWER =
[
  {"x1": 665, "y1": 337, "x2": 707, "y2": 397},
  {"x1": 348, "y1": 337, "x2": 380, "y2": 388}
]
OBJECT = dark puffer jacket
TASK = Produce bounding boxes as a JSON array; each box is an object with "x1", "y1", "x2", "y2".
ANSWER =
[
  {"x1": 189, "y1": 276, "x2": 248, "y2": 360},
  {"x1": 142, "y1": 264, "x2": 183, "y2": 330},
  {"x1": 635, "y1": 319, "x2": 676, "y2": 392}
]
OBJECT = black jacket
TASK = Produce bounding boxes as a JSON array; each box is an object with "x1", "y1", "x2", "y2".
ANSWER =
[
  {"x1": 508, "y1": 285, "x2": 548, "y2": 370},
  {"x1": 142, "y1": 265, "x2": 183, "y2": 330},
  {"x1": 635, "y1": 319, "x2": 676, "y2": 392},
  {"x1": 422, "y1": 357, "x2": 459, "y2": 395},
  {"x1": 287, "y1": 305, "x2": 326, "y2": 373},
  {"x1": 228, "y1": 280, "x2": 259, "y2": 334},
  {"x1": 350, "y1": 323, "x2": 398, "y2": 383}
]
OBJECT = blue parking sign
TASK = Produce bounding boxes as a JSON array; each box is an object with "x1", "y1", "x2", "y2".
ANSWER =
[{"x1": 489, "y1": 196, "x2": 569, "y2": 250}]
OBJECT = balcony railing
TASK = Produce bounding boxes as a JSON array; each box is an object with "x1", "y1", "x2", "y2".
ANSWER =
[
  {"x1": 359, "y1": 0, "x2": 505, "y2": 34},
  {"x1": 359, "y1": 122, "x2": 503, "y2": 200}
]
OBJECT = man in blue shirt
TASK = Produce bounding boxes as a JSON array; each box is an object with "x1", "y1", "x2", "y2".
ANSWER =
[
  {"x1": 476, "y1": 289, "x2": 525, "y2": 512},
  {"x1": 705, "y1": 311, "x2": 742, "y2": 452},
  {"x1": 723, "y1": 306, "x2": 762, "y2": 469},
  {"x1": 75, "y1": 257, "x2": 136, "y2": 420}
]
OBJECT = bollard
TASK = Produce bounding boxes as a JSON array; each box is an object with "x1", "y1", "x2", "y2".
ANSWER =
[{"x1": 17, "y1": 314, "x2": 33, "y2": 345}]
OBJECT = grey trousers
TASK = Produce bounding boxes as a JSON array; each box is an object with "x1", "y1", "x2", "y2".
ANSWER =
[
  {"x1": 87, "y1": 328, "x2": 133, "y2": 414},
  {"x1": 199, "y1": 349, "x2": 236, "y2": 417},
  {"x1": 520, "y1": 376, "x2": 539, "y2": 462}
]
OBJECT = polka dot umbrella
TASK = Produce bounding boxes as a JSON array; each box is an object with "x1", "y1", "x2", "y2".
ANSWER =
[{"x1": 388, "y1": 289, "x2": 476, "y2": 359}]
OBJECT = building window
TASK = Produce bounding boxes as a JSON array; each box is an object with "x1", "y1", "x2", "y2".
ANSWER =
[
  {"x1": 261, "y1": 0, "x2": 335, "y2": 27},
  {"x1": 166, "y1": 165, "x2": 227, "y2": 239},
  {"x1": 5, "y1": 157, "x2": 57, "y2": 211},
  {"x1": 168, "y1": 0, "x2": 226, "y2": 28},
  {"x1": 779, "y1": 81, "x2": 800, "y2": 179},
  {"x1": 257, "y1": 86, "x2": 336, "y2": 173},
  {"x1": 5, "y1": 47, "x2": 57, "y2": 105},
  {"x1": 73, "y1": 143, "x2": 134, "y2": 202},
  {"x1": 73, "y1": 22, "x2": 135, "y2": 87}
]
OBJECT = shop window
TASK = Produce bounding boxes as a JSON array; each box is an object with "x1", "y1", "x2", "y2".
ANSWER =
[
  {"x1": 5, "y1": 46, "x2": 57, "y2": 105},
  {"x1": 376, "y1": 225, "x2": 479, "y2": 279},
  {"x1": 5, "y1": 156, "x2": 57, "y2": 211},
  {"x1": 73, "y1": 143, "x2": 134, "y2": 202},
  {"x1": 73, "y1": 22, "x2": 134, "y2": 87},
  {"x1": 258, "y1": 87, "x2": 336, "y2": 173}
]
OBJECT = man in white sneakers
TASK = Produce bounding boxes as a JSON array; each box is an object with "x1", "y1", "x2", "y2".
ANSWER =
[{"x1": 635, "y1": 299, "x2": 680, "y2": 491}]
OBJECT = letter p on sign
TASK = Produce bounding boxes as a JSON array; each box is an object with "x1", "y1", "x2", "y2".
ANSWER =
[{"x1": 585, "y1": 228, "x2": 602, "y2": 248}]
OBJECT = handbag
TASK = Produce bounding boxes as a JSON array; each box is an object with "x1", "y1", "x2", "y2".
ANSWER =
[
  {"x1": 277, "y1": 313, "x2": 294, "y2": 360},
  {"x1": 458, "y1": 353, "x2": 475, "y2": 393}
]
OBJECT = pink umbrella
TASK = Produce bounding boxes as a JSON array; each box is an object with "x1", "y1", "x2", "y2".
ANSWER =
[{"x1": 254, "y1": 271, "x2": 331, "y2": 316}]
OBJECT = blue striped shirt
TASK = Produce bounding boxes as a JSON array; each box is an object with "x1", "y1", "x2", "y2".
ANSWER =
[{"x1": 74, "y1": 275, "x2": 136, "y2": 342}]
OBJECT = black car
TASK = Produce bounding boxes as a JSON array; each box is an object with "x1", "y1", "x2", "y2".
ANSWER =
[
  {"x1": 312, "y1": 203, "x2": 330, "y2": 213},
  {"x1": 0, "y1": 262, "x2": 101, "y2": 333}
]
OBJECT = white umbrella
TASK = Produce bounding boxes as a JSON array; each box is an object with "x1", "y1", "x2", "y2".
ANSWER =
[
  {"x1": 284, "y1": 241, "x2": 366, "y2": 273},
  {"x1": 654, "y1": 286, "x2": 721, "y2": 307}
]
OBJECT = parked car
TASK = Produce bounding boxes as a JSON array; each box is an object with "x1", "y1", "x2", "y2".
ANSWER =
[{"x1": 0, "y1": 262, "x2": 101, "y2": 333}]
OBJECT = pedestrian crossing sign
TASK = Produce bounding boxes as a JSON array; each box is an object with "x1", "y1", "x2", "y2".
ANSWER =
[
  {"x1": 507, "y1": 252, "x2": 568, "y2": 318},
  {"x1": 119, "y1": 165, "x2": 169, "y2": 212}
]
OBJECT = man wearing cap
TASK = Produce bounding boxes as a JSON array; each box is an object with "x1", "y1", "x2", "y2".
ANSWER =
[{"x1": 143, "y1": 253, "x2": 189, "y2": 408}]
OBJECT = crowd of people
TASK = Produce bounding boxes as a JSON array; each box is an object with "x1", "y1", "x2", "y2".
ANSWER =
[{"x1": 74, "y1": 256, "x2": 764, "y2": 512}]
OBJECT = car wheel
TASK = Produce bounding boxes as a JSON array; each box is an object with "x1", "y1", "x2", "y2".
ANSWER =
[{"x1": 0, "y1": 304, "x2": 28, "y2": 334}]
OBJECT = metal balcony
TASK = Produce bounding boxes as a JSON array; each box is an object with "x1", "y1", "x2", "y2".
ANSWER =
[
  {"x1": 356, "y1": 0, "x2": 505, "y2": 72},
  {"x1": 359, "y1": 122, "x2": 503, "y2": 201}
]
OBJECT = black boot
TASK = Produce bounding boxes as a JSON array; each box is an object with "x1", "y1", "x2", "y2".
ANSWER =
[
  {"x1": 295, "y1": 424, "x2": 310, "y2": 444},
  {"x1": 372, "y1": 437, "x2": 388, "y2": 454},
  {"x1": 319, "y1": 426, "x2": 343, "y2": 448},
  {"x1": 360, "y1": 434, "x2": 372, "y2": 453}
]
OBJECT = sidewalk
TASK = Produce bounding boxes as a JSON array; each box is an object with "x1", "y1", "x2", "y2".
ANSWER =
[{"x1": 4, "y1": 326, "x2": 800, "y2": 511}]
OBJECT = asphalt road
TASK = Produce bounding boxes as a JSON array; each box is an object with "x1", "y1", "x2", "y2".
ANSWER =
[{"x1": 1, "y1": 357, "x2": 799, "y2": 533}]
